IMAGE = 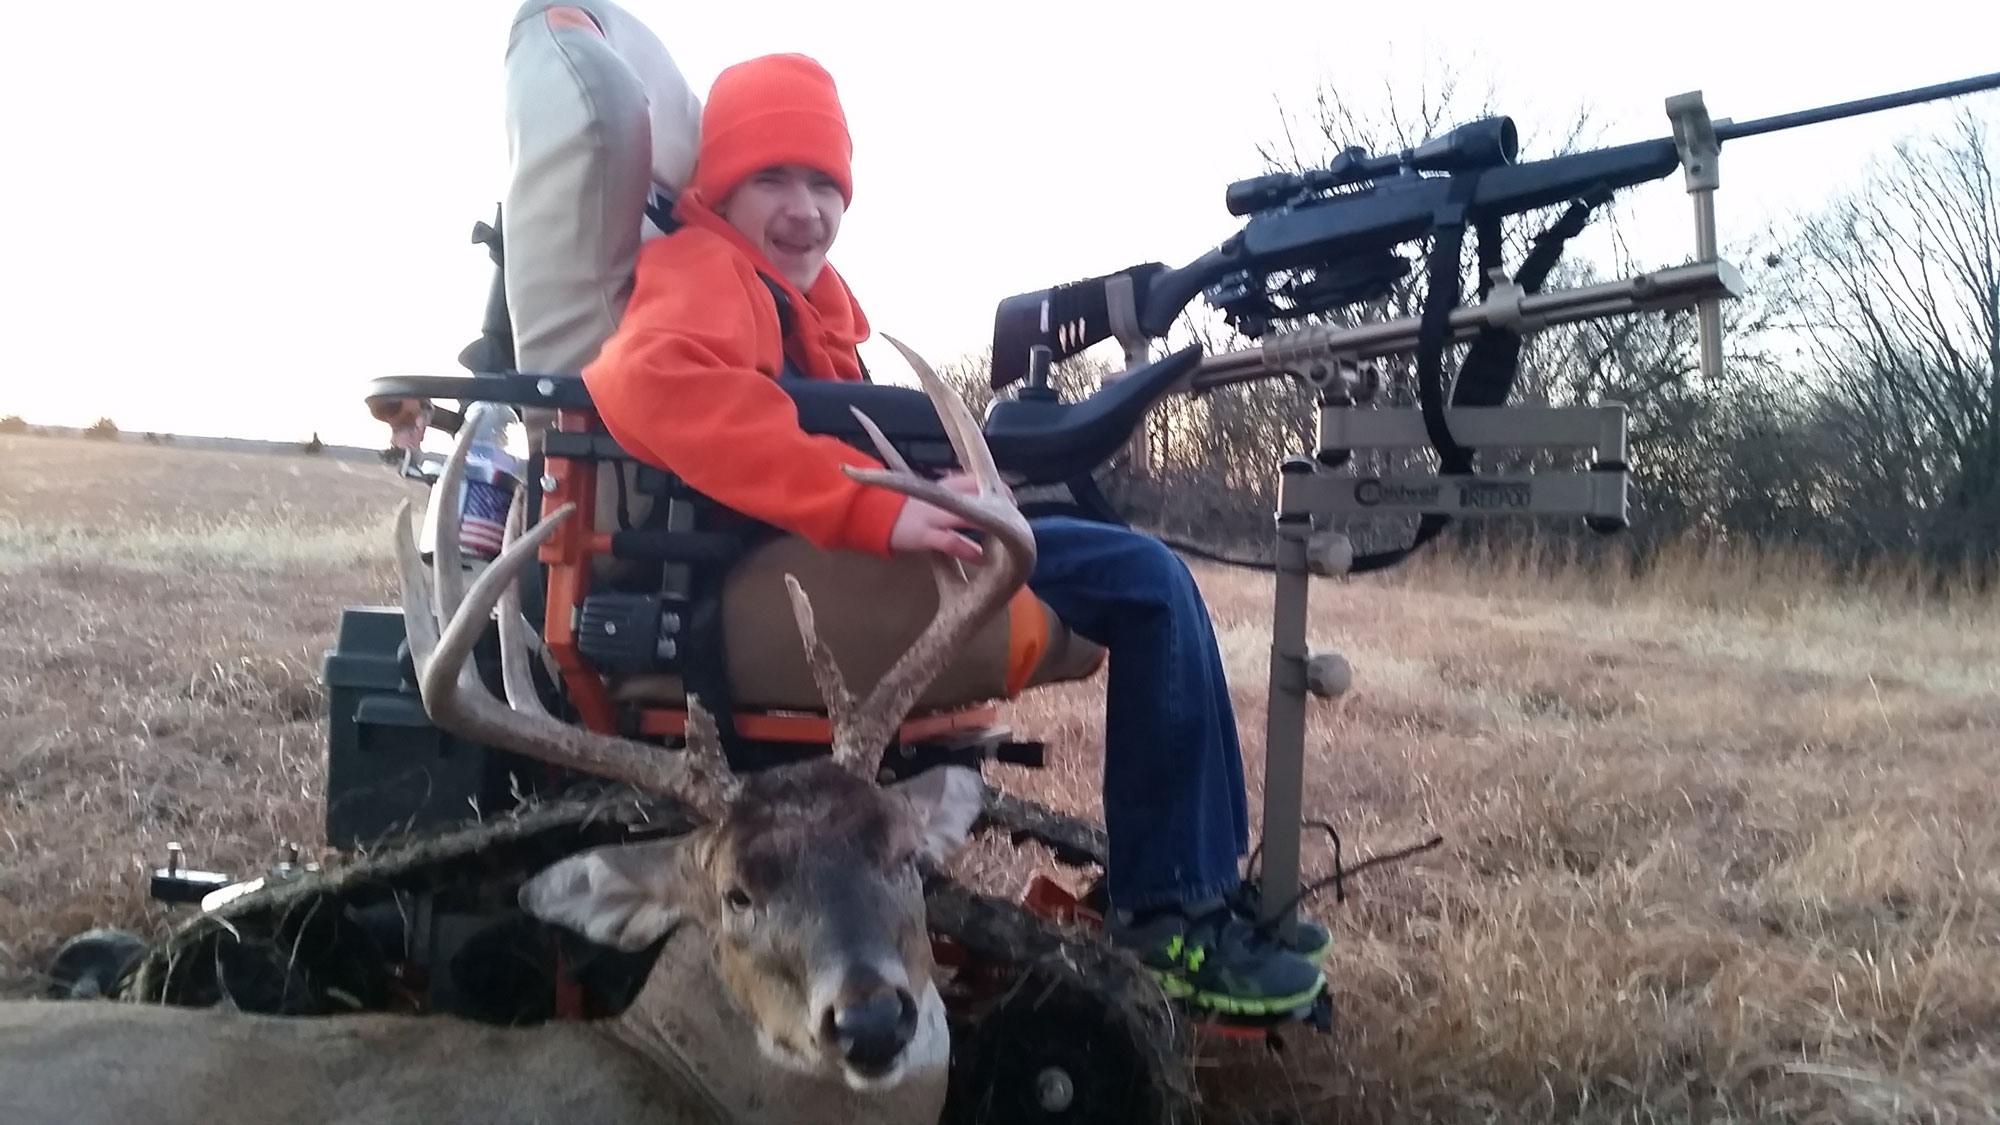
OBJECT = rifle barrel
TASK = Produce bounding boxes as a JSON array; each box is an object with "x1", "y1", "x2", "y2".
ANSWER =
[
  {"x1": 1716, "y1": 70, "x2": 2000, "y2": 142},
  {"x1": 1127, "y1": 70, "x2": 2000, "y2": 342}
]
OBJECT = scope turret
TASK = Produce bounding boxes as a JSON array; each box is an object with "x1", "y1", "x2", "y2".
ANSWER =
[{"x1": 1223, "y1": 170, "x2": 1318, "y2": 217}]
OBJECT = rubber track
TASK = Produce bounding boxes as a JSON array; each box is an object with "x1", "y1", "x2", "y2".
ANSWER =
[{"x1": 978, "y1": 786, "x2": 1109, "y2": 870}]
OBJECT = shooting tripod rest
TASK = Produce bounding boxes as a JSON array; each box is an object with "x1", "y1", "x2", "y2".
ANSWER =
[
  {"x1": 1091, "y1": 91, "x2": 1745, "y2": 950},
  {"x1": 988, "y1": 67, "x2": 2000, "y2": 957}
]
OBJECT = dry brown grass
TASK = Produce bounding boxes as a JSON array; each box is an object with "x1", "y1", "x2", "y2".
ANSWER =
[
  {"x1": 0, "y1": 435, "x2": 405, "y2": 998},
  {"x1": 4, "y1": 431, "x2": 1997, "y2": 1123}
]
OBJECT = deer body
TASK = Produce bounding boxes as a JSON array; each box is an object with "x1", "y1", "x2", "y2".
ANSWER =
[
  {"x1": 0, "y1": 998, "x2": 712, "y2": 1125},
  {"x1": 0, "y1": 903, "x2": 951, "y2": 1125},
  {"x1": 1, "y1": 338, "x2": 1021, "y2": 1125}
]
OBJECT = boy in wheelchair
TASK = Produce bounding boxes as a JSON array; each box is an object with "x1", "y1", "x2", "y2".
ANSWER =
[
  {"x1": 383, "y1": 27, "x2": 1328, "y2": 1017},
  {"x1": 584, "y1": 53, "x2": 1328, "y2": 1018}
]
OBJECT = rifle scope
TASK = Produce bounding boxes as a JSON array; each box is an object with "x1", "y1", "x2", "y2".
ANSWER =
[{"x1": 1225, "y1": 115, "x2": 1520, "y2": 217}]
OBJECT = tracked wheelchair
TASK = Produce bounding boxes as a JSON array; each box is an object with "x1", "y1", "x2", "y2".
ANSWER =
[{"x1": 333, "y1": 0, "x2": 1202, "y2": 835}]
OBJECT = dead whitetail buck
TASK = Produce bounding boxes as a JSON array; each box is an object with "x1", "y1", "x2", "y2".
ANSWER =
[{"x1": 0, "y1": 337, "x2": 1032, "y2": 1125}]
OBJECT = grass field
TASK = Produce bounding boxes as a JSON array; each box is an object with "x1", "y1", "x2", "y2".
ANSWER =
[{"x1": 3, "y1": 430, "x2": 1996, "y2": 1123}]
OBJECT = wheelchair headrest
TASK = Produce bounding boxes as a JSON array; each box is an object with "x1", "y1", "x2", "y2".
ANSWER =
[{"x1": 500, "y1": 0, "x2": 703, "y2": 377}]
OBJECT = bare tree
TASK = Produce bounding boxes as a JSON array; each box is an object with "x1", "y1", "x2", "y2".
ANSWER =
[
  {"x1": 1496, "y1": 242, "x2": 1798, "y2": 555},
  {"x1": 1768, "y1": 105, "x2": 1999, "y2": 578}
]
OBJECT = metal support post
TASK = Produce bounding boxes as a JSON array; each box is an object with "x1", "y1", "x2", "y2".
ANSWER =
[
  {"x1": 1667, "y1": 90, "x2": 1725, "y2": 382},
  {"x1": 1104, "y1": 272, "x2": 1155, "y2": 477},
  {"x1": 1256, "y1": 457, "x2": 1317, "y2": 942}
]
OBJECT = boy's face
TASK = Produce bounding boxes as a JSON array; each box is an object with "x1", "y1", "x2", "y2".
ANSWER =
[{"x1": 716, "y1": 163, "x2": 845, "y2": 291}]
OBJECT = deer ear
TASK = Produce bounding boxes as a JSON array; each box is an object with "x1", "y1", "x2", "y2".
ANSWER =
[
  {"x1": 519, "y1": 835, "x2": 703, "y2": 951},
  {"x1": 891, "y1": 765, "x2": 987, "y2": 865}
]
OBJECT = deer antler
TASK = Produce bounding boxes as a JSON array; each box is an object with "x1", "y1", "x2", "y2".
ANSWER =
[
  {"x1": 394, "y1": 420, "x2": 741, "y2": 819},
  {"x1": 783, "y1": 334, "x2": 1037, "y2": 773}
]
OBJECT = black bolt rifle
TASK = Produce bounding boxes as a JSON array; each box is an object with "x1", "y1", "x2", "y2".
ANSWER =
[
  {"x1": 984, "y1": 69, "x2": 2000, "y2": 567},
  {"x1": 991, "y1": 68, "x2": 2000, "y2": 388}
]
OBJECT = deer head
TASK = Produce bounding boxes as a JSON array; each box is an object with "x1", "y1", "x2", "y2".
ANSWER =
[{"x1": 392, "y1": 336, "x2": 1032, "y2": 1093}]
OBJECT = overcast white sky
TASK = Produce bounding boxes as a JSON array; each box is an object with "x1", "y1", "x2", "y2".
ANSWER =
[{"x1": 2, "y1": 0, "x2": 1994, "y2": 447}]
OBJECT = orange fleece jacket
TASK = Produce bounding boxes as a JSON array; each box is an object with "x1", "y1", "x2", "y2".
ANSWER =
[{"x1": 581, "y1": 197, "x2": 906, "y2": 557}]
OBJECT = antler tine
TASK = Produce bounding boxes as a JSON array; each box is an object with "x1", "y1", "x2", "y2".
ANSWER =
[
  {"x1": 488, "y1": 489, "x2": 742, "y2": 808},
  {"x1": 781, "y1": 573, "x2": 868, "y2": 771},
  {"x1": 847, "y1": 403, "x2": 915, "y2": 477},
  {"x1": 681, "y1": 693, "x2": 730, "y2": 782},
  {"x1": 847, "y1": 398, "x2": 971, "y2": 602},
  {"x1": 395, "y1": 497, "x2": 444, "y2": 681},
  {"x1": 493, "y1": 486, "x2": 547, "y2": 711},
  {"x1": 882, "y1": 335, "x2": 1004, "y2": 493},
  {"x1": 392, "y1": 424, "x2": 739, "y2": 818},
  {"x1": 428, "y1": 417, "x2": 478, "y2": 623},
  {"x1": 856, "y1": 334, "x2": 1032, "y2": 582},
  {"x1": 790, "y1": 334, "x2": 1036, "y2": 764}
]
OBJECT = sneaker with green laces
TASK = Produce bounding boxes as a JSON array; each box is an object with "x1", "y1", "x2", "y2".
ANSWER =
[{"x1": 1106, "y1": 903, "x2": 1326, "y2": 1018}]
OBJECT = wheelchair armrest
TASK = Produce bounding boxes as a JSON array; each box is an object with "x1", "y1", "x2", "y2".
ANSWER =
[
  {"x1": 364, "y1": 372, "x2": 596, "y2": 437},
  {"x1": 366, "y1": 346, "x2": 1200, "y2": 486},
  {"x1": 979, "y1": 345, "x2": 1201, "y2": 486},
  {"x1": 784, "y1": 345, "x2": 1201, "y2": 486}
]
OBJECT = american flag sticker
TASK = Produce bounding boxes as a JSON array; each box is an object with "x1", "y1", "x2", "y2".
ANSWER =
[{"x1": 459, "y1": 479, "x2": 513, "y2": 558}]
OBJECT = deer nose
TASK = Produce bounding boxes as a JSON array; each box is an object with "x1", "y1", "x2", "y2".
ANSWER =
[{"x1": 823, "y1": 986, "x2": 919, "y2": 1075}]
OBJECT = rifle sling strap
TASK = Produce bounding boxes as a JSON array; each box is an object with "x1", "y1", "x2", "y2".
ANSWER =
[
  {"x1": 1415, "y1": 174, "x2": 1482, "y2": 478},
  {"x1": 1347, "y1": 188, "x2": 1608, "y2": 574}
]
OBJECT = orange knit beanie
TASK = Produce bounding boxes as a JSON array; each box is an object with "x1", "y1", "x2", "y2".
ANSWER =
[{"x1": 690, "y1": 53, "x2": 854, "y2": 207}]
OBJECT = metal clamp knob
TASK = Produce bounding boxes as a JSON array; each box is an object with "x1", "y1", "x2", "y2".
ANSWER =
[
  {"x1": 1306, "y1": 532, "x2": 1354, "y2": 577},
  {"x1": 1306, "y1": 652, "x2": 1352, "y2": 698}
]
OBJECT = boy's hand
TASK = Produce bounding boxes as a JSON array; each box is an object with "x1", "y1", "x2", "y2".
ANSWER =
[
  {"x1": 888, "y1": 497, "x2": 983, "y2": 562},
  {"x1": 884, "y1": 471, "x2": 1014, "y2": 563}
]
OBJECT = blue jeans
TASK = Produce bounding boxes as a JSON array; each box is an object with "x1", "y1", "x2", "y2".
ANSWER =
[{"x1": 1024, "y1": 516, "x2": 1251, "y2": 913}]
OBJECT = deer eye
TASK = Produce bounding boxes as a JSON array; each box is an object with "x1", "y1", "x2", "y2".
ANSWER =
[{"x1": 724, "y1": 885, "x2": 752, "y2": 911}]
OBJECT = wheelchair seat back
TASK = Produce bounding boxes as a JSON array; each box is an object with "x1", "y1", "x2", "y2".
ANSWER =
[{"x1": 477, "y1": 2, "x2": 1106, "y2": 760}]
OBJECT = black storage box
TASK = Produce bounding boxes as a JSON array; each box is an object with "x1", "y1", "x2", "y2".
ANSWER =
[{"x1": 320, "y1": 606, "x2": 547, "y2": 852}]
